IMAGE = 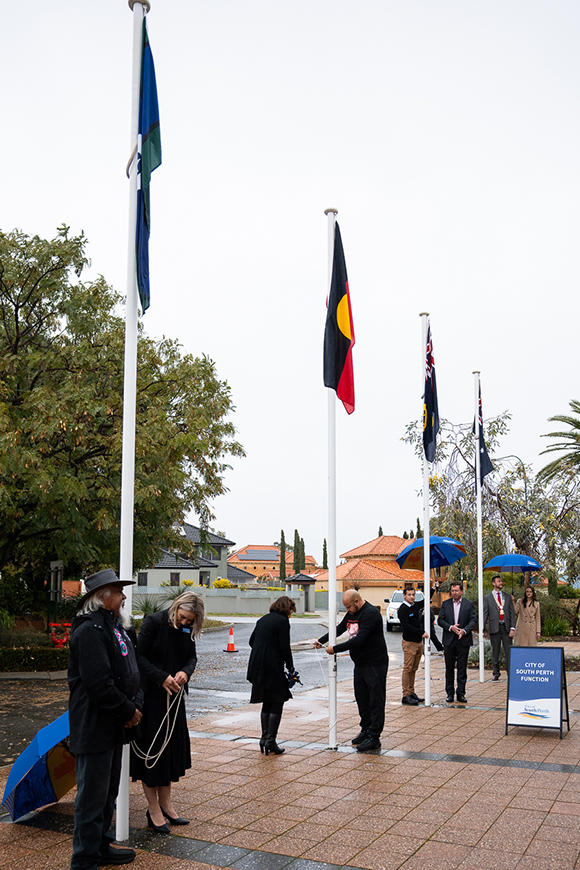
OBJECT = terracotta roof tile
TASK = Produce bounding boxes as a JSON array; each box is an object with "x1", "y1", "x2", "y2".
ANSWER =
[
  {"x1": 340, "y1": 535, "x2": 413, "y2": 560},
  {"x1": 315, "y1": 557, "x2": 424, "y2": 584}
]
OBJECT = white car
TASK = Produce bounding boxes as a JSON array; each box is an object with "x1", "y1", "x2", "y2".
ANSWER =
[{"x1": 385, "y1": 590, "x2": 424, "y2": 631}]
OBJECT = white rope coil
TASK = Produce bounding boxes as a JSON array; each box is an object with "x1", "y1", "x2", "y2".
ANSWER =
[{"x1": 131, "y1": 687, "x2": 184, "y2": 769}]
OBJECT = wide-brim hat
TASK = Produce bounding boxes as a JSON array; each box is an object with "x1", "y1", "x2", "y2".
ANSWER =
[{"x1": 78, "y1": 568, "x2": 136, "y2": 607}]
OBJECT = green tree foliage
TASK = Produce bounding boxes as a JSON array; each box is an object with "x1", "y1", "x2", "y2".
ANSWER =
[
  {"x1": 322, "y1": 537, "x2": 328, "y2": 569},
  {"x1": 415, "y1": 518, "x2": 423, "y2": 539},
  {"x1": 0, "y1": 227, "x2": 244, "y2": 600},
  {"x1": 279, "y1": 530, "x2": 286, "y2": 581},
  {"x1": 403, "y1": 530, "x2": 409, "y2": 539},
  {"x1": 378, "y1": 525, "x2": 383, "y2": 537},
  {"x1": 539, "y1": 400, "x2": 580, "y2": 482},
  {"x1": 293, "y1": 529, "x2": 300, "y2": 573}
]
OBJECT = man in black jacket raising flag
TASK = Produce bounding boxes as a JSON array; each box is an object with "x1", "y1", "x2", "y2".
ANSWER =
[{"x1": 315, "y1": 590, "x2": 388, "y2": 753}]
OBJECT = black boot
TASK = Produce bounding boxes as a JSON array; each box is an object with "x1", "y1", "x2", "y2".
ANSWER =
[
  {"x1": 259, "y1": 709, "x2": 269, "y2": 753},
  {"x1": 264, "y1": 712, "x2": 285, "y2": 755}
]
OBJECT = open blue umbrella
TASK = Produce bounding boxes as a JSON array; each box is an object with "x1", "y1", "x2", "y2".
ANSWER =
[
  {"x1": 484, "y1": 554, "x2": 542, "y2": 573},
  {"x1": 396, "y1": 535, "x2": 467, "y2": 571},
  {"x1": 2, "y1": 711, "x2": 75, "y2": 821}
]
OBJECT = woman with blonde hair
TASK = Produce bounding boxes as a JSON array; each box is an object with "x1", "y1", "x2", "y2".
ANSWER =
[
  {"x1": 514, "y1": 584, "x2": 541, "y2": 646},
  {"x1": 130, "y1": 591, "x2": 204, "y2": 832}
]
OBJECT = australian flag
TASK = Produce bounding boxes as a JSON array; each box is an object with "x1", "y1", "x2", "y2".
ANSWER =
[{"x1": 422, "y1": 321, "x2": 439, "y2": 463}]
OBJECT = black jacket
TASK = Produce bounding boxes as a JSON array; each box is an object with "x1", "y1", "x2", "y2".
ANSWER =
[
  {"x1": 136, "y1": 609, "x2": 198, "y2": 694},
  {"x1": 247, "y1": 611, "x2": 294, "y2": 699},
  {"x1": 438, "y1": 597, "x2": 478, "y2": 648},
  {"x1": 398, "y1": 600, "x2": 425, "y2": 643},
  {"x1": 318, "y1": 601, "x2": 388, "y2": 667},
  {"x1": 68, "y1": 608, "x2": 143, "y2": 754}
]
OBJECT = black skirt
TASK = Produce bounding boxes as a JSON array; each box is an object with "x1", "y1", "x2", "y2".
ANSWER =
[
  {"x1": 250, "y1": 682, "x2": 290, "y2": 705},
  {"x1": 130, "y1": 687, "x2": 191, "y2": 788}
]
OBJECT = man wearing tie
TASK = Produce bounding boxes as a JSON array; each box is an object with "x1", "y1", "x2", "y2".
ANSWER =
[
  {"x1": 483, "y1": 574, "x2": 515, "y2": 681},
  {"x1": 438, "y1": 581, "x2": 477, "y2": 703}
]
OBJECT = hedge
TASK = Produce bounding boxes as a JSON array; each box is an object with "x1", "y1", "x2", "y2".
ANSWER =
[{"x1": 0, "y1": 647, "x2": 69, "y2": 672}]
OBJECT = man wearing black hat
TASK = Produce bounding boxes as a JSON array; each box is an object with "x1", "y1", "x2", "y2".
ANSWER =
[{"x1": 68, "y1": 570, "x2": 142, "y2": 869}]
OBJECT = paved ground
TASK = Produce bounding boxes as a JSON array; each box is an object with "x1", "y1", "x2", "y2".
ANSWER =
[{"x1": 3, "y1": 650, "x2": 580, "y2": 870}]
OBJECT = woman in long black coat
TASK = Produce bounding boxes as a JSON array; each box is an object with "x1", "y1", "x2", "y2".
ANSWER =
[
  {"x1": 246, "y1": 595, "x2": 296, "y2": 755},
  {"x1": 130, "y1": 591, "x2": 204, "y2": 832}
]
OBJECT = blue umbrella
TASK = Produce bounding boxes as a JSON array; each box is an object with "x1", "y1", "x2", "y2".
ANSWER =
[
  {"x1": 2, "y1": 712, "x2": 75, "y2": 821},
  {"x1": 396, "y1": 535, "x2": 467, "y2": 571},
  {"x1": 484, "y1": 554, "x2": 542, "y2": 573}
]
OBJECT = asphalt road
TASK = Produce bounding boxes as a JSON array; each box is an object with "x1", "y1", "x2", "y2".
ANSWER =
[{"x1": 184, "y1": 618, "x2": 409, "y2": 718}]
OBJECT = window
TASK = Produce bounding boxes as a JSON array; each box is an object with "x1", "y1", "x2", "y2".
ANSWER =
[
  {"x1": 137, "y1": 572, "x2": 148, "y2": 587},
  {"x1": 170, "y1": 572, "x2": 180, "y2": 586}
]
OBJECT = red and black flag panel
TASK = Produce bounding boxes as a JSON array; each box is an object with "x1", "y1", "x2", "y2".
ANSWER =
[
  {"x1": 475, "y1": 384, "x2": 494, "y2": 485},
  {"x1": 423, "y1": 321, "x2": 439, "y2": 462},
  {"x1": 323, "y1": 223, "x2": 355, "y2": 415}
]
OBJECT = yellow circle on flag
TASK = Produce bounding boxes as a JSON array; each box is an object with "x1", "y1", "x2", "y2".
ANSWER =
[{"x1": 337, "y1": 295, "x2": 351, "y2": 340}]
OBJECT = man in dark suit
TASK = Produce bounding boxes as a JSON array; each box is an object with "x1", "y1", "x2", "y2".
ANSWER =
[
  {"x1": 438, "y1": 581, "x2": 477, "y2": 703},
  {"x1": 482, "y1": 574, "x2": 515, "y2": 681}
]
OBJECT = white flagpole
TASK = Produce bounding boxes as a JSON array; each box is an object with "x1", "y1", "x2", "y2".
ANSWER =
[
  {"x1": 420, "y1": 313, "x2": 431, "y2": 706},
  {"x1": 116, "y1": 0, "x2": 149, "y2": 842},
  {"x1": 325, "y1": 207, "x2": 338, "y2": 750},
  {"x1": 473, "y1": 371, "x2": 485, "y2": 683}
]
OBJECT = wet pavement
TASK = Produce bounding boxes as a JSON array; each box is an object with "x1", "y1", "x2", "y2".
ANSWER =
[{"x1": 3, "y1": 654, "x2": 580, "y2": 870}]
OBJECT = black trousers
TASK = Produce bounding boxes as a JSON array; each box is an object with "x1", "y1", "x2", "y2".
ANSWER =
[
  {"x1": 444, "y1": 644, "x2": 469, "y2": 697},
  {"x1": 71, "y1": 745, "x2": 122, "y2": 870},
  {"x1": 353, "y1": 660, "x2": 388, "y2": 738},
  {"x1": 490, "y1": 625, "x2": 512, "y2": 677}
]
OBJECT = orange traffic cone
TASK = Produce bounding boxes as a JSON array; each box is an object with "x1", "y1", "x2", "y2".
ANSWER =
[{"x1": 224, "y1": 626, "x2": 238, "y2": 653}]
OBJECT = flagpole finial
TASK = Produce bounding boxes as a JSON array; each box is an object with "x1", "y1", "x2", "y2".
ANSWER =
[
  {"x1": 324, "y1": 208, "x2": 338, "y2": 215},
  {"x1": 473, "y1": 369, "x2": 480, "y2": 374},
  {"x1": 419, "y1": 311, "x2": 429, "y2": 317},
  {"x1": 129, "y1": 0, "x2": 151, "y2": 11}
]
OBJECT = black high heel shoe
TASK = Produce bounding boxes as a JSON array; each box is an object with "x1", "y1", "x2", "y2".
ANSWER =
[
  {"x1": 264, "y1": 740, "x2": 285, "y2": 756},
  {"x1": 161, "y1": 807, "x2": 190, "y2": 826},
  {"x1": 146, "y1": 810, "x2": 170, "y2": 834}
]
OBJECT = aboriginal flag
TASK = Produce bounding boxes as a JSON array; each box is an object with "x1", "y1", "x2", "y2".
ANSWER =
[
  {"x1": 423, "y1": 321, "x2": 439, "y2": 462},
  {"x1": 323, "y1": 223, "x2": 355, "y2": 414},
  {"x1": 475, "y1": 385, "x2": 494, "y2": 485}
]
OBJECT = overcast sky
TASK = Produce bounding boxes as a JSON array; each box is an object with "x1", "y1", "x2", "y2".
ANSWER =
[{"x1": 3, "y1": 1, "x2": 580, "y2": 564}]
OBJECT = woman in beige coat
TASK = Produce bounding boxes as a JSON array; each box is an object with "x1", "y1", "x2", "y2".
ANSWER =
[{"x1": 514, "y1": 585, "x2": 541, "y2": 645}]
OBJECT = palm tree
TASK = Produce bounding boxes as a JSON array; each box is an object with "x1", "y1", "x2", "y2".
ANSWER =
[{"x1": 539, "y1": 400, "x2": 580, "y2": 482}]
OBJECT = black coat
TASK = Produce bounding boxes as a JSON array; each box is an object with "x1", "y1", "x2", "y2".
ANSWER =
[
  {"x1": 246, "y1": 611, "x2": 294, "y2": 700},
  {"x1": 135, "y1": 609, "x2": 198, "y2": 693},
  {"x1": 130, "y1": 610, "x2": 198, "y2": 787},
  {"x1": 68, "y1": 608, "x2": 142, "y2": 754}
]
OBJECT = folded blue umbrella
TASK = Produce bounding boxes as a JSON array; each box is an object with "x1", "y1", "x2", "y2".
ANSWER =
[{"x1": 2, "y1": 711, "x2": 75, "y2": 821}]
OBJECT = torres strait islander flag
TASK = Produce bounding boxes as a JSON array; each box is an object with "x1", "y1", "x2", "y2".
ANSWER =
[
  {"x1": 136, "y1": 18, "x2": 161, "y2": 314},
  {"x1": 323, "y1": 223, "x2": 355, "y2": 414}
]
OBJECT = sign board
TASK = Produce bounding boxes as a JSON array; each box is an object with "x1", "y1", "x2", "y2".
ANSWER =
[{"x1": 506, "y1": 646, "x2": 569, "y2": 738}]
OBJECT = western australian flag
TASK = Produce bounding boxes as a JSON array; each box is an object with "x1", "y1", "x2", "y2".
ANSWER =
[
  {"x1": 136, "y1": 18, "x2": 161, "y2": 314},
  {"x1": 475, "y1": 385, "x2": 494, "y2": 485}
]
